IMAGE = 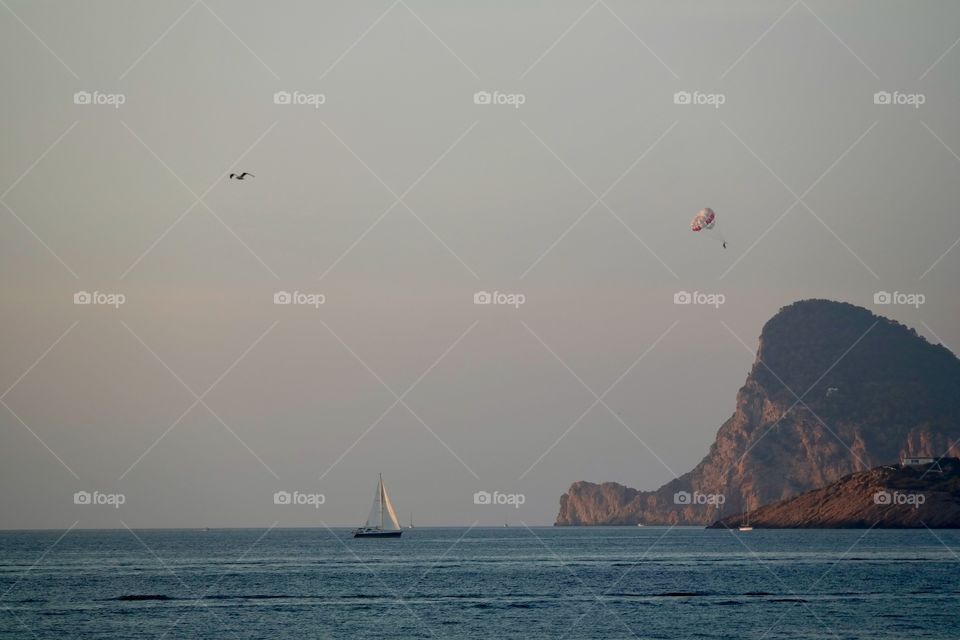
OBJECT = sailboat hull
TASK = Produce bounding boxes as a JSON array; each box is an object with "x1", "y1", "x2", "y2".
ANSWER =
[{"x1": 353, "y1": 529, "x2": 402, "y2": 538}]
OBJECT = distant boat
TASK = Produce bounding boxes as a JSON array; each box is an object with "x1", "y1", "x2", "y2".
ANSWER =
[
  {"x1": 636, "y1": 523, "x2": 645, "y2": 527},
  {"x1": 353, "y1": 474, "x2": 403, "y2": 538},
  {"x1": 408, "y1": 513, "x2": 414, "y2": 529},
  {"x1": 739, "y1": 506, "x2": 753, "y2": 532}
]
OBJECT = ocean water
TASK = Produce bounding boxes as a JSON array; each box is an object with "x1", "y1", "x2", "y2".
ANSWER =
[{"x1": 1, "y1": 526, "x2": 958, "y2": 639}]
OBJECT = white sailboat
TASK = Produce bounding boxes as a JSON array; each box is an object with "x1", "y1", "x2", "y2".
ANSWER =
[
  {"x1": 353, "y1": 474, "x2": 403, "y2": 538},
  {"x1": 739, "y1": 505, "x2": 753, "y2": 532}
]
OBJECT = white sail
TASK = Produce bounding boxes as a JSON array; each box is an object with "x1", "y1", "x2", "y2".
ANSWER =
[
  {"x1": 362, "y1": 475, "x2": 402, "y2": 531},
  {"x1": 380, "y1": 480, "x2": 402, "y2": 531}
]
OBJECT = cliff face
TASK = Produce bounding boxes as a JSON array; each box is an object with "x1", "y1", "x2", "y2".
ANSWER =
[
  {"x1": 708, "y1": 459, "x2": 960, "y2": 528},
  {"x1": 557, "y1": 299, "x2": 960, "y2": 525}
]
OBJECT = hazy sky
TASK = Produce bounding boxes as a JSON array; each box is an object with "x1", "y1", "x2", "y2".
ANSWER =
[{"x1": 1, "y1": 0, "x2": 959, "y2": 528}]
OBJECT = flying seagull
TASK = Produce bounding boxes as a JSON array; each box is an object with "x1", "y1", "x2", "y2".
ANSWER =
[{"x1": 229, "y1": 172, "x2": 254, "y2": 180}]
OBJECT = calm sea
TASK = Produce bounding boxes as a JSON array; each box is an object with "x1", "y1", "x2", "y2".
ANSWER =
[{"x1": 1, "y1": 527, "x2": 958, "y2": 639}]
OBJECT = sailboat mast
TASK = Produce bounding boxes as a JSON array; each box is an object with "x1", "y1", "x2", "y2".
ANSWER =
[{"x1": 379, "y1": 473, "x2": 384, "y2": 530}]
